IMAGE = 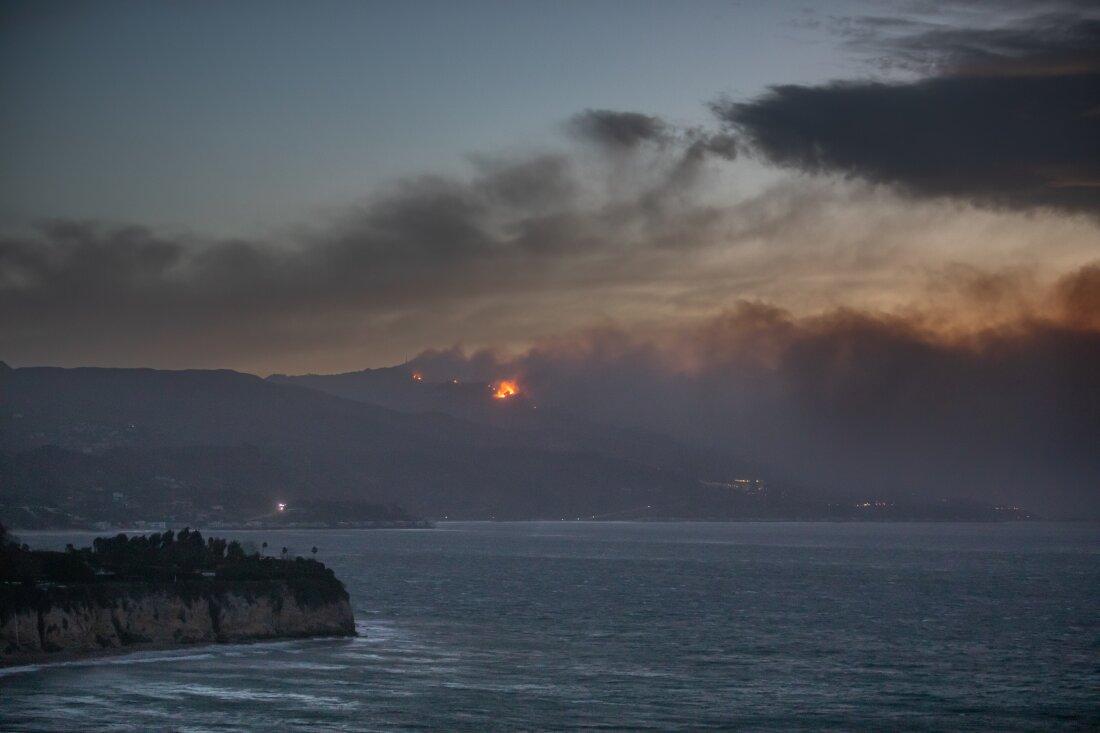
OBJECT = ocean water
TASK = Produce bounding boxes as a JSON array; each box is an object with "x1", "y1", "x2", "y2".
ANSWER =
[{"x1": 2, "y1": 522, "x2": 1097, "y2": 731}]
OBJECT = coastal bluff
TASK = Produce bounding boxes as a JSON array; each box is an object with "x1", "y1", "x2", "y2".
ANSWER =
[
  {"x1": 1, "y1": 528, "x2": 355, "y2": 666},
  {"x1": 1, "y1": 579, "x2": 355, "y2": 664}
]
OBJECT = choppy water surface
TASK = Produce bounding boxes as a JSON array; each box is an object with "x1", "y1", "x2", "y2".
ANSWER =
[{"x1": 3, "y1": 522, "x2": 1098, "y2": 731}]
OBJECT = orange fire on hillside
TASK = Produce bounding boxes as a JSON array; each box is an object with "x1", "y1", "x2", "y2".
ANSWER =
[
  {"x1": 412, "y1": 372, "x2": 423, "y2": 381},
  {"x1": 493, "y1": 380, "x2": 519, "y2": 399}
]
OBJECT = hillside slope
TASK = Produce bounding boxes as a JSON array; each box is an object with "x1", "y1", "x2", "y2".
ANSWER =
[{"x1": 1, "y1": 366, "x2": 729, "y2": 520}]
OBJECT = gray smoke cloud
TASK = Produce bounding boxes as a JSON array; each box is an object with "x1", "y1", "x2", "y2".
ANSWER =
[
  {"x1": 405, "y1": 265, "x2": 1100, "y2": 519},
  {"x1": 568, "y1": 109, "x2": 672, "y2": 149},
  {"x1": 0, "y1": 117, "x2": 741, "y2": 370},
  {"x1": 719, "y1": 5, "x2": 1100, "y2": 215}
]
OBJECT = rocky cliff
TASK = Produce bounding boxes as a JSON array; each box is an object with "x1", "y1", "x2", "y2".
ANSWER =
[{"x1": 0, "y1": 578, "x2": 355, "y2": 665}]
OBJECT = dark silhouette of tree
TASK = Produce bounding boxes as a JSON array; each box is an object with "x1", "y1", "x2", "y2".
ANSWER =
[
  {"x1": 206, "y1": 536, "x2": 228, "y2": 564},
  {"x1": 2, "y1": 530, "x2": 339, "y2": 585},
  {"x1": 227, "y1": 540, "x2": 246, "y2": 562},
  {"x1": 40, "y1": 551, "x2": 95, "y2": 582},
  {"x1": 0, "y1": 523, "x2": 16, "y2": 579}
]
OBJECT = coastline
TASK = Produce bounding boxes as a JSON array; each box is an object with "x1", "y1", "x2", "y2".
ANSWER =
[
  {"x1": 7, "y1": 516, "x2": 1045, "y2": 535},
  {"x1": 0, "y1": 627, "x2": 358, "y2": 670},
  {"x1": 2, "y1": 576, "x2": 356, "y2": 667}
]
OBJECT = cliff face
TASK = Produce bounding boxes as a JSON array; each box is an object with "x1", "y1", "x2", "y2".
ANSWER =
[{"x1": 0, "y1": 579, "x2": 354, "y2": 664}]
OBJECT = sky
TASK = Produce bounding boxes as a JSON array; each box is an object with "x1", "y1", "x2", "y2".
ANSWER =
[
  {"x1": 2, "y1": 0, "x2": 1096, "y2": 373},
  {"x1": 2, "y1": 0, "x2": 1098, "y2": 514},
  {"x1": 1, "y1": 0, "x2": 859, "y2": 236}
]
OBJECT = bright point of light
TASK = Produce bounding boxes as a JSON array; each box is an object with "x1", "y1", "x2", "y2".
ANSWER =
[
  {"x1": 493, "y1": 380, "x2": 519, "y2": 399},
  {"x1": 276, "y1": 502, "x2": 287, "y2": 512}
]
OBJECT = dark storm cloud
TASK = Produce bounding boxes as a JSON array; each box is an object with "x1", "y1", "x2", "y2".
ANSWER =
[
  {"x1": 715, "y1": 73, "x2": 1100, "y2": 213},
  {"x1": 569, "y1": 110, "x2": 737, "y2": 173},
  {"x1": 568, "y1": 109, "x2": 672, "y2": 149},
  {"x1": 717, "y1": 8, "x2": 1100, "y2": 214}
]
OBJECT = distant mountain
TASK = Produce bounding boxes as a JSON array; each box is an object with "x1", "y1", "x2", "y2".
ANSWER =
[
  {"x1": 0, "y1": 366, "x2": 743, "y2": 522},
  {"x1": 268, "y1": 366, "x2": 754, "y2": 481},
  {"x1": 269, "y1": 364, "x2": 451, "y2": 413},
  {"x1": 2, "y1": 366, "x2": 501, "y2": 453},
  {"x1": 268, "y1": 367, "x2": 1037, "y2": 522},
  {"x1": 0, "y1": 365, "x2": 1034, "y2": 525}
]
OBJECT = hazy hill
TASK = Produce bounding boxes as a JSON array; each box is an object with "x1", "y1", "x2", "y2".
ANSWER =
[
  {"x1": 1, "y1": 365, "x2": 1033, "y2": 523},
  {"x1": 268, "y1": 367, "x2": 754, "y2": 481},
  {"x1": 0, "y1": 366, "x2": 735, "y2": 521},
  {"x1": 2, "y1": 366, "x2": 502, "y2": 453}
]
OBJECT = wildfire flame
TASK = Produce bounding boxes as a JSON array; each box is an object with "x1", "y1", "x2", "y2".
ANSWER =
[
  {"x1": 493, "y1": 380, "x2": 519, "y2": 399},
  {"x1": 412, "y1": 372, "x2": 423, "y2": 381}
]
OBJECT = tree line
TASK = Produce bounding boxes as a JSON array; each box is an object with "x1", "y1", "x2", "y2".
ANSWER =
[{"x1": 0, "y1": 523, "x2": 332, "y2": 585}]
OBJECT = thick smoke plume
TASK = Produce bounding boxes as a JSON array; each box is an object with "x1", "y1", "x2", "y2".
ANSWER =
[{"x1": 407, "y1": 266, "x2": 1100, "y2": 518}]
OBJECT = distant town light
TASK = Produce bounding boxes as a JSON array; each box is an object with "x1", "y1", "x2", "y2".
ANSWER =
[{"x1": 276, "y1": 502, "x2": 287, "y2": 512}]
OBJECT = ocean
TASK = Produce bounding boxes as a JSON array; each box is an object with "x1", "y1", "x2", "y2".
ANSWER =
[{"x1": 2, "y1": 522, "x2": 1097, "y2": 731}]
